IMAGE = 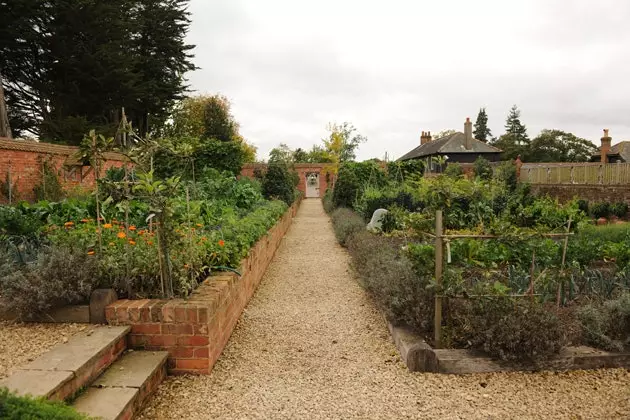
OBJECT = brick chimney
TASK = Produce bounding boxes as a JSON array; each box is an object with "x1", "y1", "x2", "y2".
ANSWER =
[
  {"x1": 464, "y1": 117, "x2": 473, "y2": 150},
  {"x1": 421, "y1": 131, "x2": 432, "y2": 145},
  {"x1": 601, "y1": 129, "x2": 612, "y2": 163}
]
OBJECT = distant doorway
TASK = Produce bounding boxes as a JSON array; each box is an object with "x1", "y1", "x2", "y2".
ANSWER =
[{"x1": 305, "y1": 172, "x2": 320, "y2": 198}]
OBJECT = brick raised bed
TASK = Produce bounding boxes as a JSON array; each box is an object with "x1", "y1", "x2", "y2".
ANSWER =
[{"x1": 106, "y1": 199, "x2": 300, "y2": 375}]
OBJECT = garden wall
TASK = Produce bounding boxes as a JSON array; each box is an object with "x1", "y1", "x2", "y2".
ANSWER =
[
  {"x1": 241, "y1": 163, "x2": 330, "y2": 197},
  {"x1": 532, "y1": 184, "x2": 630, "y2": 204},
  {"x1": 0, "y1": 137, "x2": 128, "y2": 203},
  {"x1": 105, "y1": 198, "x2": 301, "y2": 375}
]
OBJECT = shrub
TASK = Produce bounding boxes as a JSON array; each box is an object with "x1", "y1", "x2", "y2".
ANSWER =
[
  {"x1": 0, "y1": 388, "x2": 88, "y2": 419},
  {"x1": 261, "y1": 163, "x2": 298, "y2": 206},
  {"x1": 451, "y1": 298, "x2": 565, "y2": 361},
  {"x1": 0, "y1": 206, "x2": 43, "y2": 236},
  {"x1": 610, "y1": 202, "x2": 629, "y2": 218},
  {"x1": 0, "y1": 246, "x2": 97, "y2": 319},
  {"x1": 332, "y1": 161, "x2": 387, "y2": 209},
  {"x1": 576, "y1": 303, "x2": 623, "y2": 351},
  {"x1": 330, "y1": 208, "x2": 365, "y2": 246},
  {"x1": 346, "y1": 231, "x2": 433, "y2": 331},
  {"x1": 322, "y1": 189, "x2": 334, "y2": 213},
  {"x1": 474, "y1": 156, "x2": 493, "y2": 180},
  {"x1": 590, "y1": 202, "x2": 610, "y2": 219},
  {"x1": 494, "y1": 161, "x2": 518, "y2": 190},
  {"x1": 444, "y1": 163, "x2": 464, "y2": 178}
]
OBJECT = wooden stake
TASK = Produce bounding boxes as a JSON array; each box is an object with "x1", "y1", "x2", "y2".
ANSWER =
[
  {"x1": 434, "y1": 210, "x2": 444, "y2": 348},
  {"x1": 557, "y1": 218, "x2": 572, "y2": 307}
]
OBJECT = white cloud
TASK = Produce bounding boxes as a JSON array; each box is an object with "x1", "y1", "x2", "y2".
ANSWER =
[{"x1": 185, "y1": 0, "x2": 630, "y2": 160}]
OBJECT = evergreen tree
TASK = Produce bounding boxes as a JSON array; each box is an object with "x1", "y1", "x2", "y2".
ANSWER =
[
  {"x1": 504, "y1": 105, "x2": 529, "y2": 145},
  {"x1": 473, "y1": 107, "x2": 491, "y2": 142},
  {"x1": 0, "y1": 0, "x2": 196, "y2": 143},
  {"x1": 491, "y1": 105, "x2": 529, "y2": 160}
]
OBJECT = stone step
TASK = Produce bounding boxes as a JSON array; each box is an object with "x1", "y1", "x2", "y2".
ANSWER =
[
  {"x1": 0, "y1": 325, "x2": 129, "y2": 401},
  {"x1": 72, "y1": 350, "x2": 168, "y2": 420}
]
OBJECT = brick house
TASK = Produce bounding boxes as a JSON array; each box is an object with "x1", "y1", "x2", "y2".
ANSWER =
[
  {"x1": 0, "y1": 137, "x2": 128, "y2": 203},
  {"x1": 590, "y1": 129, "x2": 630, "y2": 163},
  {"x1": 398, "y1": 117, "x2": 502, "y2": 171}
]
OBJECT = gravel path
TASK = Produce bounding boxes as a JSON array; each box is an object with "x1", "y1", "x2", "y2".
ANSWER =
[
  {"x1": 0, "y1": 321, "x2": 85, "y2": 378},
  {"x1": 141, "y1": 199, "x2": 630, "y2": 419}
]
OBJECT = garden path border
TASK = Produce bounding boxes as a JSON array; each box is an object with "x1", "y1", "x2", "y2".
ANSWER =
[{"x1": 388, "y1": 321, "x2": 630, "y2": 374}]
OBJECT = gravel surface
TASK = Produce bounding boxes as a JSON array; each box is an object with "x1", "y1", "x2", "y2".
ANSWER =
[
  {"x1": 141, "y1": 199, "x2": 630, "y2": 419},
  {"x1": 0, "y1": 321, "x2": 85, "y2": 378}
]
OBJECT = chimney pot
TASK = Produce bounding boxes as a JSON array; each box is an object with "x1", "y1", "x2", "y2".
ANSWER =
[
  {"x1": 464, "y1": 118, "x2": 473, "y2": 150},
  {"x1": 601, "y1": 129, "x2": 612, "y2": 163}
]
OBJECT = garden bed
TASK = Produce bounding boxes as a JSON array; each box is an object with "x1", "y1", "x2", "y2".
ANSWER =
[
  {"x1": 388, "y1": 321, "x2": 630, "y2": 374},
  {"x1": 105, "y1": 198, "x2": 300, "y2": 375}
]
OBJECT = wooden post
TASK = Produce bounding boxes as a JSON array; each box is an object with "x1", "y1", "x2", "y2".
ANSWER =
[
  {"x1": 557, "y1": 217, "x2": 572, "y2": 307},
  {"x1": 434, "y1": 210, "x2": 444, "y2": 348}
]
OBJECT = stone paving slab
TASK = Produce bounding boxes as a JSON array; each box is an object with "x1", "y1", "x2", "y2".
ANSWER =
[
  {"x1": 24, "y1": 326, "x2": 129, "y2": 372},
  {"x1": 0, "y1": 370, "x2": 73, "y2": 398},
  {"x1": 0, "y1": 325, "x2": 130, "y2": 400},
  {"x1": 73, "y1": 386, "x2": 138, "y2": 420},
  {"x1": 93, "y1": 351, "x2": 168, "y2": 389}
]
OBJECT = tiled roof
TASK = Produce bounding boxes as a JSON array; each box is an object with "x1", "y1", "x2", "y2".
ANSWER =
[
  {"x1": 0, "y1": 137, "x2": 127, "y2": 162},
  {"x1": 397, "y1": 132, "x2": 502, "y2": 161}
]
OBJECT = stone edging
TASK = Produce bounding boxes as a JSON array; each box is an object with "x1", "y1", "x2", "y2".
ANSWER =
[
  {"x1": 388, "y1": 321, "x2": 630, "y2": 374},
  {"x1": 105, "y1": 198, "x2": 301, "y2": 375}
]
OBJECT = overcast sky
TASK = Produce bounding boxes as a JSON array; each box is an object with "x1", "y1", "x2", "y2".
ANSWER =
[{"x1": 185, "y1": 0, "x2": 630, "y2": 161}]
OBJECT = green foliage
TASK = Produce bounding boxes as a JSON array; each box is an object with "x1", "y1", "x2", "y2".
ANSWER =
[
  {"x1": 473, "y1": 107, "x2": 492, "y2": 142},
  {"x1": 322, "y1": 189, "x2": 334, "y2": 214},
  {"x1": 590, "y1": 202, "x2": 610, "y2": 219},
  {"x1": 473, "y1": 156, "x2": 493, "y2": 180},
  {"x1": 330, "y1": 208, "x2": 365, "y2": 246},
  {"x1": 1, "y1": 0, "x2": 195, "y2": 142},
  {"x1": 386, "y1": 160, "x2": 424, "y2": 183},
  {"x1": 332, "y1": 161, "x2": 387, "y2": 209},
  {"x1": 0, "y1": 388, "x2": 89, "y2": 419},
  {"x1": 493, "y1": 161, "x2": 518, "y2": 190},
  {"x1": 353, "y1": 186, "x2": 419, "y2": 221},
  {"x1": 524, "y1": 129, "x2": 597, "y2": 163},
  {"x1": 610, "y1": 202, "x2": 629, "y2": 218},
  {"x1": 261, "y1": 163, "x2": 298, "y2": 206},
  {"x1": 33, "y1": 159, "x2": 65, "y2": 202},
  {"x1": 444, "y1": 163, "x2": 464, "y2": 178}
]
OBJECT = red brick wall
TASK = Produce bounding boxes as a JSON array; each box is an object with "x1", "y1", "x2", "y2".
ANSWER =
[
  {"x1": 0, "y1": 148, "x2": 127, "y2": 203},
  {"x1": 532, "y1": 184, "x2": 630, "y2": 204},
  {"x1": 106, "y1": 198, "x2": 301, "y2": 375},
  {"x1": 241, "y1": 163, "x2": 330, "y2": 197}
]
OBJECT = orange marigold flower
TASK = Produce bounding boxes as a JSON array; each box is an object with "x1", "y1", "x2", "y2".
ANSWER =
[
  {"x1": 128, "y1": 240, "x2": 136, "y2": 246},
  {"x1": 196, "y1": 223, "x2": 203, "y2": 227},
  {"x1": 137, "y1": 230, "x2": 145, "y2": 236},
  {"x1": 201, "y1": 237, "x2": 207, "y2": 241},
  {"x1": 218, "y1": 239, "x2": 225, "y2": 247},
  {"x1": 103, "y1": 223, "x2": 113, "y2": 229},
  {"x1": 87, "y1": 250, "x2": 95, "y2": 256},
  {"x1": 117, "y1": 232, "x2": 126, "y2": 239},
  {"x1": 64, "y1": 221, "x2": 74, "y2": 227},
  {"x1": 80, "y1": 219, "x2": 90, "y2": 223},
  {"x1": 147, "y1": 241, "x2": 154, "y2": 245},
  {"x1": 129, "y1": 226, "x2": 136, "y2": 231}
]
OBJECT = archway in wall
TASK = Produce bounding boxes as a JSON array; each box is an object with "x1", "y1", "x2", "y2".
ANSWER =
[{"x1": 305, "y1": 172, "x2": 320, "y2": 198}]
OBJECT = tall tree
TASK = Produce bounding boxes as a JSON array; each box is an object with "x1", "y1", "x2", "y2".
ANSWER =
[
  {"x1": 525, "y1": 129, "x2": 597, "y2": 162},
  {"x1": 0, "y1": 0, "x2": 196, "y2": 144},
  {"x1": 504, "y1": 105, "x2": 529, "y2": 145},
  {"x1": 325, "y1": 122, "x2": 366, "y2": 163},
  {"x1": 492, "y1": 105, "x2": 529, "y2": 160},
  {"x1": 473, "y1": 107, "x2": 491, "y2": 142},
  {"x1": 128, "y1": 0, "x2": 197, "y2": 135}
]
